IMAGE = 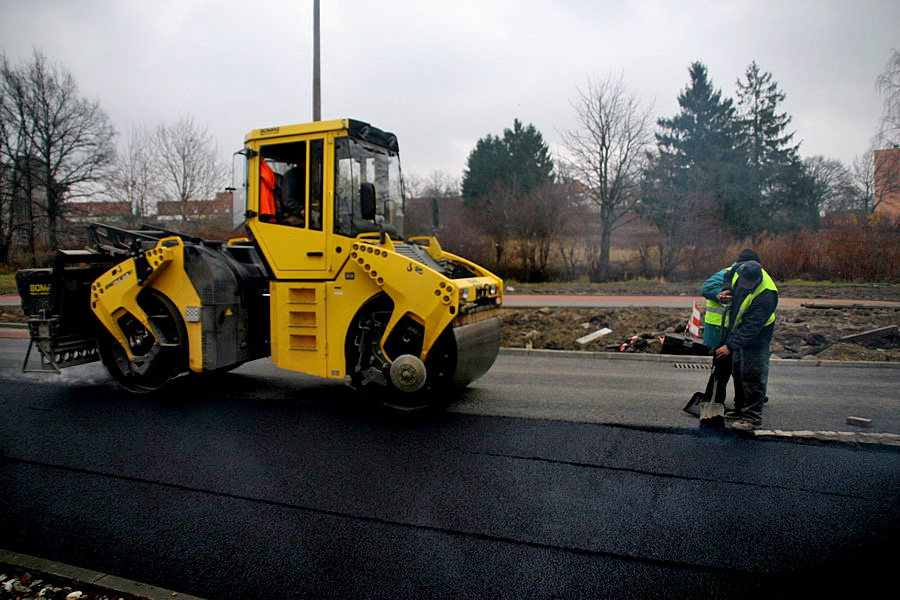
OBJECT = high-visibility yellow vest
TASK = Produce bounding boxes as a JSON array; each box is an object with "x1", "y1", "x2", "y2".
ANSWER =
[
  {"x1": 724, "y1": 268, "x2": 778, "y2": 330},
  {"x1": 704, "y1": 266, "x2": 731, "y2": 327}
]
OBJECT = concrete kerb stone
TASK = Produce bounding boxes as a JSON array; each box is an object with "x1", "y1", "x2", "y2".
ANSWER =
[
  {"x1": 0, "y1": 549, "x2": 206, "y2": 600},
  {"x1": 3, "y1": 324, "x2": 897, "y2": 369},
  {"x1": 499, "y1": 347, "x2": 900, "y2": 369},
  {"x1": 750, "y1": 429, "x2": 900, "y2": 448}
]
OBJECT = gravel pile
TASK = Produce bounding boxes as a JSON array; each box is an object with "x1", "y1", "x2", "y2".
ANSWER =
[{"x1": 0, "y1": 568, "x2": 139, "y2": 600}]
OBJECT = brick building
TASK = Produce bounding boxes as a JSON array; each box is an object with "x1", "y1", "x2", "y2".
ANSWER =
[
  {"x1": 67, "y1": 201, "x2": 133, "y2": 223},
  {"x1": 156, "y1": 191, "x2": 233, "y2": 222}
]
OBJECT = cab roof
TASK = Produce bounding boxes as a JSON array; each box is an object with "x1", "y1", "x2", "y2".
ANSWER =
[{"x1": 245, "y1": 119, "x2": 398, "y2": 151}]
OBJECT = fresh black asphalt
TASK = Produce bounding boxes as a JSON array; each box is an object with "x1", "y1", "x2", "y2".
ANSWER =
[{"x1": 1, "y1": 364, "x2": 898, "y2": 599}]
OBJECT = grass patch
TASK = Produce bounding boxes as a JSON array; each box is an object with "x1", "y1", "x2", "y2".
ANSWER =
[{"x1": 0, "y1": 273, "x2": 17, "y2": 295}]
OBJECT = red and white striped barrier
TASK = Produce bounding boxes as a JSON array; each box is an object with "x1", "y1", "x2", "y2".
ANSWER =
[{"x1": 685, "y1": 302, "x2": 702, "y2": 340}]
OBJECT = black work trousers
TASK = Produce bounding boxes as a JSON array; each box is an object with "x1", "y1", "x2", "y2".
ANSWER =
[{"x1": 706, "y1": 345, "x2": 770, "y2": 425}]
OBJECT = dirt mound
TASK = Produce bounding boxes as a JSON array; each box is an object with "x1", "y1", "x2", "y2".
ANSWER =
[
  {"x1": 813, "y1": 343, "x2": 887, "y2": 361},
  {"x1": 500, "y1": 306, "x2": 684, "y2": 352}
]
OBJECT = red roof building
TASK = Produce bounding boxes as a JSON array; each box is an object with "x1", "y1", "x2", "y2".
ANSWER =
[{"x1": 156, "y1": 191, "x2": 233, "y2": 221}]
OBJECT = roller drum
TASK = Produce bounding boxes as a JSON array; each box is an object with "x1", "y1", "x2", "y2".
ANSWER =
[{"x1": 448, "y1": 316, "x2": 501, "y2": 388}]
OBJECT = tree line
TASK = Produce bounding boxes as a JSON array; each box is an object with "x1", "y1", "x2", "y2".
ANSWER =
[
  {"x1": 407, "y1": 54, "x2": 900, "y2": 282},
  {"x1": 0, "y1": 50, "x2": 226, "y2": 265},
  {"x1": 3, "y1": 48, "x2": 897, "y2": 280}
]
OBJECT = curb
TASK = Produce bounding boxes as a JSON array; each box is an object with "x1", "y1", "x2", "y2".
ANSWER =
[
  {"x1": 588, "y1": 423, "x2": 900, "y2": 450},
  {"x1": 750, "y1": 429, "x2": 900, "y2": 448},
  {"x1": 0, "y1": 549, "x2": 205, "y2": 600},
  {"x1": 498, "y1": 347, "x2": 900, "y2": 369}
]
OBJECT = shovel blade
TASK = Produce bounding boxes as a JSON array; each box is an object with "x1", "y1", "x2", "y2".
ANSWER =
[
  {"x1": 684, "y1": 392, "x2": 705, "y2": 418},
  {"x1": 699, "y1": 401, "x2": 725, "y2": 429}
]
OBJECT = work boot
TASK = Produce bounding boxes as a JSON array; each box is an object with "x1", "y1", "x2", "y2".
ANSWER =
[
  {"x1": 730, "y1": 419, "x2": 760, "y2": 431},
  {"x1": 725, "y1": 409, "x2": 742, "y2": 420}
]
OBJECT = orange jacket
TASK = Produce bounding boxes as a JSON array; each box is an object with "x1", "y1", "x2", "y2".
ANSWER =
[{"x1": 260, "y1": 159, "x2": 276, "y2": 218}]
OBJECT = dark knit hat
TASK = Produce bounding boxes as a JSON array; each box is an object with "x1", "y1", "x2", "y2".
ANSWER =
[
  {"x1": 735, "y1": 260, "x2": 763, "y2": 290},
  {"x1": 737, "y1": 248, "x2": 760, "y2": 263}
]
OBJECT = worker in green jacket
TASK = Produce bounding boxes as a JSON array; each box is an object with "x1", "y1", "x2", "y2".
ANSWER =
[
  {"x1": 715, "y1": 259, "x2": 778, "y2": 430},
  {"x1": 701, "y1": 248, "x2": 760, "y2": 348}
]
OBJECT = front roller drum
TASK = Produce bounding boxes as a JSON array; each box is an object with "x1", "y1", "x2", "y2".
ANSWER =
[
  {"x1": 447, "y1": 316, "x2": 501, "y2": 389},
  {"x1": 377, "y1": 316, "x2": 500, "y2": 411},
  {"x1": 353, "y1": 309, "x2": 501, "y2": 410}
]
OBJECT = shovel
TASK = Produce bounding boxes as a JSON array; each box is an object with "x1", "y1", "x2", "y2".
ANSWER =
[
  {"x1": 683, "y1": 355, "x2": 723, "y2": 424},
  {"x1": 698, "y1": 356, "x2": 725, "y2": 429},
  {"x1": 684, "y1": 306, "x2": 728, "y2": 428}
]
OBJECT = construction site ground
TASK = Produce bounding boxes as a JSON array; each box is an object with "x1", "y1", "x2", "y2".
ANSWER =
[{"x1": 500, "y1": 282, "x2": 900, "y2": 362}]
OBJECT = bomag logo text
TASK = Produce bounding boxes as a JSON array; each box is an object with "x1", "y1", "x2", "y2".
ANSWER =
[
  {"x1": 29, "y1": 283, "x2": 51, "y2": 295},
  {"x1": 104, "y1": 270, "x2": 132, "y2": 290}
]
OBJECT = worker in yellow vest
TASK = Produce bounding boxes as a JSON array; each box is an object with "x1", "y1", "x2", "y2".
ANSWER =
[
  {"x1": 714, "y1": 260, "x2": 778, "y2": 430},
  {"x1": 701, "y1": 248, "x2": 760, "y2": 348}
]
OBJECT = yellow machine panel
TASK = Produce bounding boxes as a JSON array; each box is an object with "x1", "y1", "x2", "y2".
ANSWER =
[{"x1": 270, "y1": 281, "x2": 328, "y2": 377}]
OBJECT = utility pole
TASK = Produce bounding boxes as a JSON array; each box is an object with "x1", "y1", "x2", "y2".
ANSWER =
[{"x1": 312, "y1": 0, "x2": 321, "y2": 121}]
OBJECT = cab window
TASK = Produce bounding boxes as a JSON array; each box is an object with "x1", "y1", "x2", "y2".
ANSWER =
[
  {"x1": 333, "y1": 137, "x2": 404, "y2": 238},
  {"x1": 308, "y1": 139, "x2": 324, "y2": 231},
  {"x1": 259, "y1": 141, "x2": 306, "y2": 227}
]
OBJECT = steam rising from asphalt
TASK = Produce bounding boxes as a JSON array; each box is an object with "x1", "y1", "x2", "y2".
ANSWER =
[{"x1": 6, "y1": 363, "x2": 111, "y2": 386}]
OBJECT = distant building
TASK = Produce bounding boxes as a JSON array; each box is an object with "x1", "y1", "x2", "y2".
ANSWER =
[
  {"x1": 66, "y1": 200, "x2": 133, "y2": 223},
  {"x1": 874, "y1": 147, "x2": 900, "y2": 217},
  {"x1": 157, "y1": 191, "x2": 233, "y2": 222}
]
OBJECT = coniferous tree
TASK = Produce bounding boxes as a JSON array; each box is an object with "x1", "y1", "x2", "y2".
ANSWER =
[
  {"x1": 460, "y1": 134, "x2": 507, "y2": 208},
  {"x1": 655, "y1": 62, "x2": 739, "y2": 173},
  {"x1": 735, "y1": 61, "x2": 811, "y2": 232},
  {"x1": 642, "y1": 61, "x2": 746, "y2": 250},
  {"x1": 461, "y1": 119, "x2": 553, "y2": 208},
  {"x1": 503, "y1": 119, "x2": 554, "y2": 194},
  {"x1": 461, "y1": 119, "x2": 555, "y2": 269},
  {"x1": 736, "y1": 62, "x2": 798, "y2": 171}
]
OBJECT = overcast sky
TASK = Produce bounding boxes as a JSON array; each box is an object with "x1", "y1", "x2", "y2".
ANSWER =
[{"x1": 1, "y1": 0, "x2": 897, "y2": 182}]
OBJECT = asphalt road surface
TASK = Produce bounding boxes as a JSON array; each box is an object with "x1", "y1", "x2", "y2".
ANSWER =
[{"x1": 1, "y1": 339, "x2": 898, "y2": 599}]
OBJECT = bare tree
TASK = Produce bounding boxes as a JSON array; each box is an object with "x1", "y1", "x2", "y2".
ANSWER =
[
  {"x1": 560, "y1": 74, "x2": 654, "y2": 280},
  {"x1": 553, "y1": 167, "x2": 592, "y2": 280},
  {"x1": 150, "y1": 116, "x2": 226, "y2": 225},
  {"x1": 0, "y1": 51, "x2": 116, "y2": 257},
  {"x1": 852, "y1": 150, "x2": 876, "y2": 214},
  {"x1": 804, "y1": 155, "x2": 858, "y2": 215},
  {"x1": 478, "y1": 182, "x2": 520, "y2": 270},
  {"x1": 0, "y1": 58, "x2": 29, "y2": 262},
  {"x1": 402, "y1": 170, "x2": 459, "y2": 236},
  {"x1": 876, "y1": 49, "x2": 900, "y2": 147},
  {"x1": 106, "y1": 124, "x2": 156, "y2": 226},
  {"x1": 509, "y1": 180, "x2": 577, "y2": 282}
]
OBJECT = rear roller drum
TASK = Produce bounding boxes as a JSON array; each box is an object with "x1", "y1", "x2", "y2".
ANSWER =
[{"x1": 97, "y1": 290, "x2": 188, "y2": 392}]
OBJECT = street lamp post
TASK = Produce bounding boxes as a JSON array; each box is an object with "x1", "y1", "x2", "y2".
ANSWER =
[{"x1": 313, "y1": 0, "x2": 321, "y2": 121}]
